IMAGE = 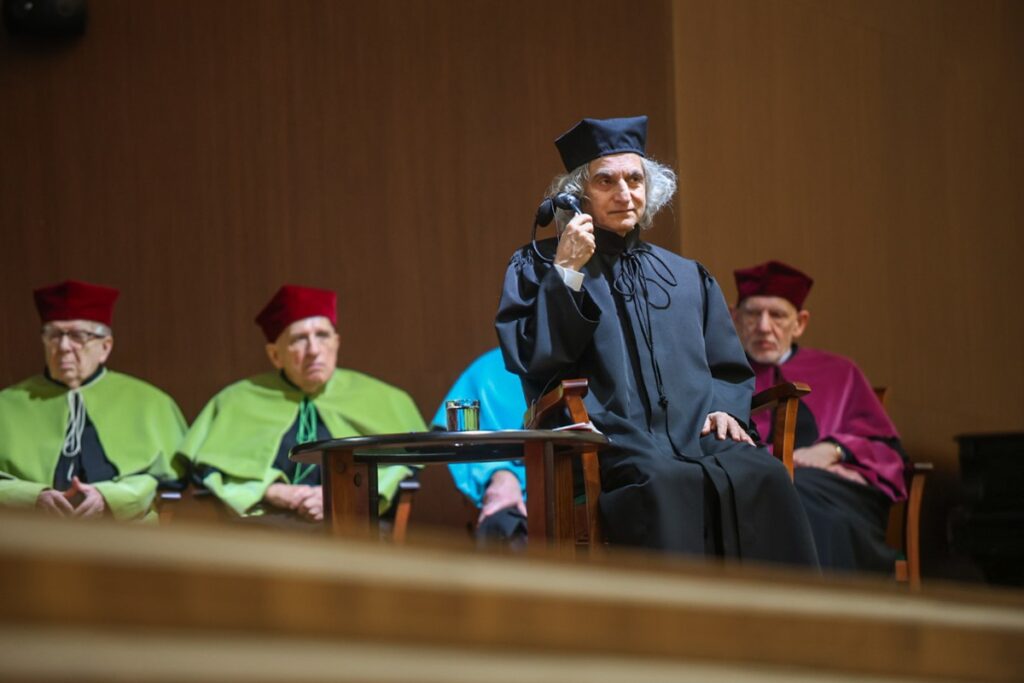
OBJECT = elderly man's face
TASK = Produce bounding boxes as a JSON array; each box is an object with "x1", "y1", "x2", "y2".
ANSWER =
[
  {"x1": 583, "y1": 153, "x2": 646, "y2": 237},
  {"x1": 42, "y1": 320, "x2": 113, "y2": 389},
  {"x1": 266, "y1": 316, "x2": 339, "y2": 394},
  {"x1": 732, "y1": 296, "x2": 810, "y2": 365}
]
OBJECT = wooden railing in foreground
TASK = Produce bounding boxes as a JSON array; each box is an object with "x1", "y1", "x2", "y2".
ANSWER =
[{"x1": 1, "y1": 511, "x2": 1023, "y2": 682}]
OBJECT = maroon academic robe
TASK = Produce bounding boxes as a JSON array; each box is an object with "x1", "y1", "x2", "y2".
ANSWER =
[
  {"x1": 750, "y1": 346, "x2": 907, "y2": 573},
  {"x1": 750, "y1": 346, "x2": 907, "y2": 501}
]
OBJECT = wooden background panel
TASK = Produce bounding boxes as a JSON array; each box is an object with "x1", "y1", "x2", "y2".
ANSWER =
[
  {"x1": 672, "y1": 0, "x2": 1023, "y2": 577},
  {"x1": 0, "y1": 0, "x2": 677, "y2": 420}
]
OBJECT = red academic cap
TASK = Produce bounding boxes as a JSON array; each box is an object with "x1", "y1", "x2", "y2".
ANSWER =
[
  {"x1": 255, "y1": 285, "x2": 337, "y2": 342},
  {"x1": 33, "y1": 280, "x2": 120, "y2": 326},
  {"x1": 734, "y1": 260, "x2": 814, "y2": 310}
]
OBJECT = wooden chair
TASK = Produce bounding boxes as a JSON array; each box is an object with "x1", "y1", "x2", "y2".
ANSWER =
[
  {"x1": 874, "y1": 387, "x2": 932, "y2": 591},
  {"x1": 523, "y1": 379, "x2": 810, "y2": 552},
  {"x1": 768, "y1": 385, "x2": 930, "y2": 589},
  {"x1": 524, "y1": 379, "x2": 604, "y2": 549}
]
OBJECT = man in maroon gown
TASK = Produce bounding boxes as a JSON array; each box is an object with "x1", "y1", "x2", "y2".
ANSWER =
[{"x1": 732, "y1": 260, "x2": 907, "y2": 573}]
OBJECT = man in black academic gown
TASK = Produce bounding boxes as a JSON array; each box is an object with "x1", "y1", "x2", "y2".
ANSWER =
[{"x1": 496, "y1": 116, "x2": 818, "y2": 566}]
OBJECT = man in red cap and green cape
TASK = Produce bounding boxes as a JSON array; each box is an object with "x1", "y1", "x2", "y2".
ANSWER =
[
  {"x1": 732, "y1": 260, "x2": 907, "y2": 573},
  {"x1": 179, "y1": 285, "x2": 425, "y2": 526},
  {"x1": 0, "y1": 280, "x2": 186, "y2": 522}
]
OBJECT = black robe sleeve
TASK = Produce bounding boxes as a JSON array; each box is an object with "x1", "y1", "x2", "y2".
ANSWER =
[{"x1": 495, "y1": 247, "x2": 601, "y2": 389}]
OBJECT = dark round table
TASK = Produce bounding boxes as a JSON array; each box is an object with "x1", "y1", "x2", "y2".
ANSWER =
[{"x1": 291, "y1": 429, "x2": 608, "y2": 549}]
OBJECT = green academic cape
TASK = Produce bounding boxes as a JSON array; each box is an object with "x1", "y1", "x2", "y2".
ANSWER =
[
  {"x1": 0, "y1": 369, "x2": 187, "y2": 522},
  {"x1": 180, "y1": 369, "x2": 426, "y2": 516}
]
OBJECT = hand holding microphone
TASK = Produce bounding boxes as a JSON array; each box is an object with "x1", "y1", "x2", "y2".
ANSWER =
[
  {"x1": 552, "y1": 194, "x2": 595, "y2": 271},
  {"x1": 532, "y1": 192, "x2": 594, "y2": 269},
  {"x1": 555, "y1": 213, "x2": 595, "y2": 272}
]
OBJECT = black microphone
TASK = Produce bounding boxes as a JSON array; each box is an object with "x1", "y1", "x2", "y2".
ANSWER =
[
  {"x1": 535, "y1": 193, "x2": 582, "y2": 228},
  {"x1": 553, "y1": 192, "x2": 582, "y2": 215}
]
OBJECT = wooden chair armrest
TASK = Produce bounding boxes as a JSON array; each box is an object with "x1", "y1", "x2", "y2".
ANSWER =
[
  {"x1": 749, "y1": 382, "x2": 810, "y2": 480},
  {"x1": 524, "y1": 379, "x2": 589, "y2": 429},
  {"x1": 750, "y1": 382, "x2": 811, "y2": 414}
]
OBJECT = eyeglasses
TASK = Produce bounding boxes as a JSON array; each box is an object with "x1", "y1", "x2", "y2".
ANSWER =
[
  {"x1": 737, "y1": 307, "x2": 796, "y2": 327},
  {"x1": 41, "y1": 329, "x2": 107, "y2": 346}
]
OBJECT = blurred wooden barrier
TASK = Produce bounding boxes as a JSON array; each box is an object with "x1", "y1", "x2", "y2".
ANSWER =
[{"x1": 1, "y1": 511, "x2": 1023, "y2": 682}]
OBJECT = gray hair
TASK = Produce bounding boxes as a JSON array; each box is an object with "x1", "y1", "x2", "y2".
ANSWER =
[{"x1": 547, "y1": 156, "x2": 677, "y2": 231}]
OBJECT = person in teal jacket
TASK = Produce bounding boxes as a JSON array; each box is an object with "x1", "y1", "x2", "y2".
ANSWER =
[
  {"x1": 432, "y1": 347, "x2": 528, "y2": 545},
  {"x1": 180, "y1": 285, "x2": 425, "y2": 526},
  {"x1": 0, "y1": 280, "x2": 186, "y2": 522}
]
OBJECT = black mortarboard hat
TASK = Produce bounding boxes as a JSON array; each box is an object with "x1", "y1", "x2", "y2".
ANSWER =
[{"x1": 554, "y1": 116, "x2": 648, "y2": 172}]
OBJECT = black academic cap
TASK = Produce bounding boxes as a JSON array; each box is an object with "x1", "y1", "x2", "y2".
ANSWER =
[{"x1": 554, "y1": 116, "x2": 648, "y2": 172}]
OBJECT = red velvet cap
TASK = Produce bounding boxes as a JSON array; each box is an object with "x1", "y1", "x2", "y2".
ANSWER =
[
  {"x1": 733, "y1": 260, "x2": 814, "y2": 310},
  {"x1": 255, "y1": 285, "x2": 337, "y2": 342},
  {"x1": 33, "y1": 280, "x2": 120, "y2": 326}
]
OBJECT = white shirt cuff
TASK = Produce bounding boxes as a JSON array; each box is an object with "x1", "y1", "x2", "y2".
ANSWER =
[{"x1": 554, "y1": 264, "x2": 584, "y2": 292}]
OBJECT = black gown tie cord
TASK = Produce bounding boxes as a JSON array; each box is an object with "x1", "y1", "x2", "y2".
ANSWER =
[{"x1": 613, "y1": 247, "x2": 678, "y2": 411}]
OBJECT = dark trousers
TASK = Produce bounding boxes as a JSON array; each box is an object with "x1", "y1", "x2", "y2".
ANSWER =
[{"x1": 794, "y1": 466, "x2": 896, "y2": 574}]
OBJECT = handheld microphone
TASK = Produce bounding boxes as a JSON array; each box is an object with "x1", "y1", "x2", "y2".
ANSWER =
[
  {"x1": 553, "y1": 192, "x2": 582, "y2": 215},
  {"x1": 534, "y1": 192, "x2": 582, "y2": 228}
]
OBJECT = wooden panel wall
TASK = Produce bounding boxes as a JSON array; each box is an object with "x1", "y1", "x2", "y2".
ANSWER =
[
  {"x1": 672, "y1": 0, "x2": 1024, "y2": 577},
  {"x1": 0, "y1": 0, "x2": 677, "y2": 420}
]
